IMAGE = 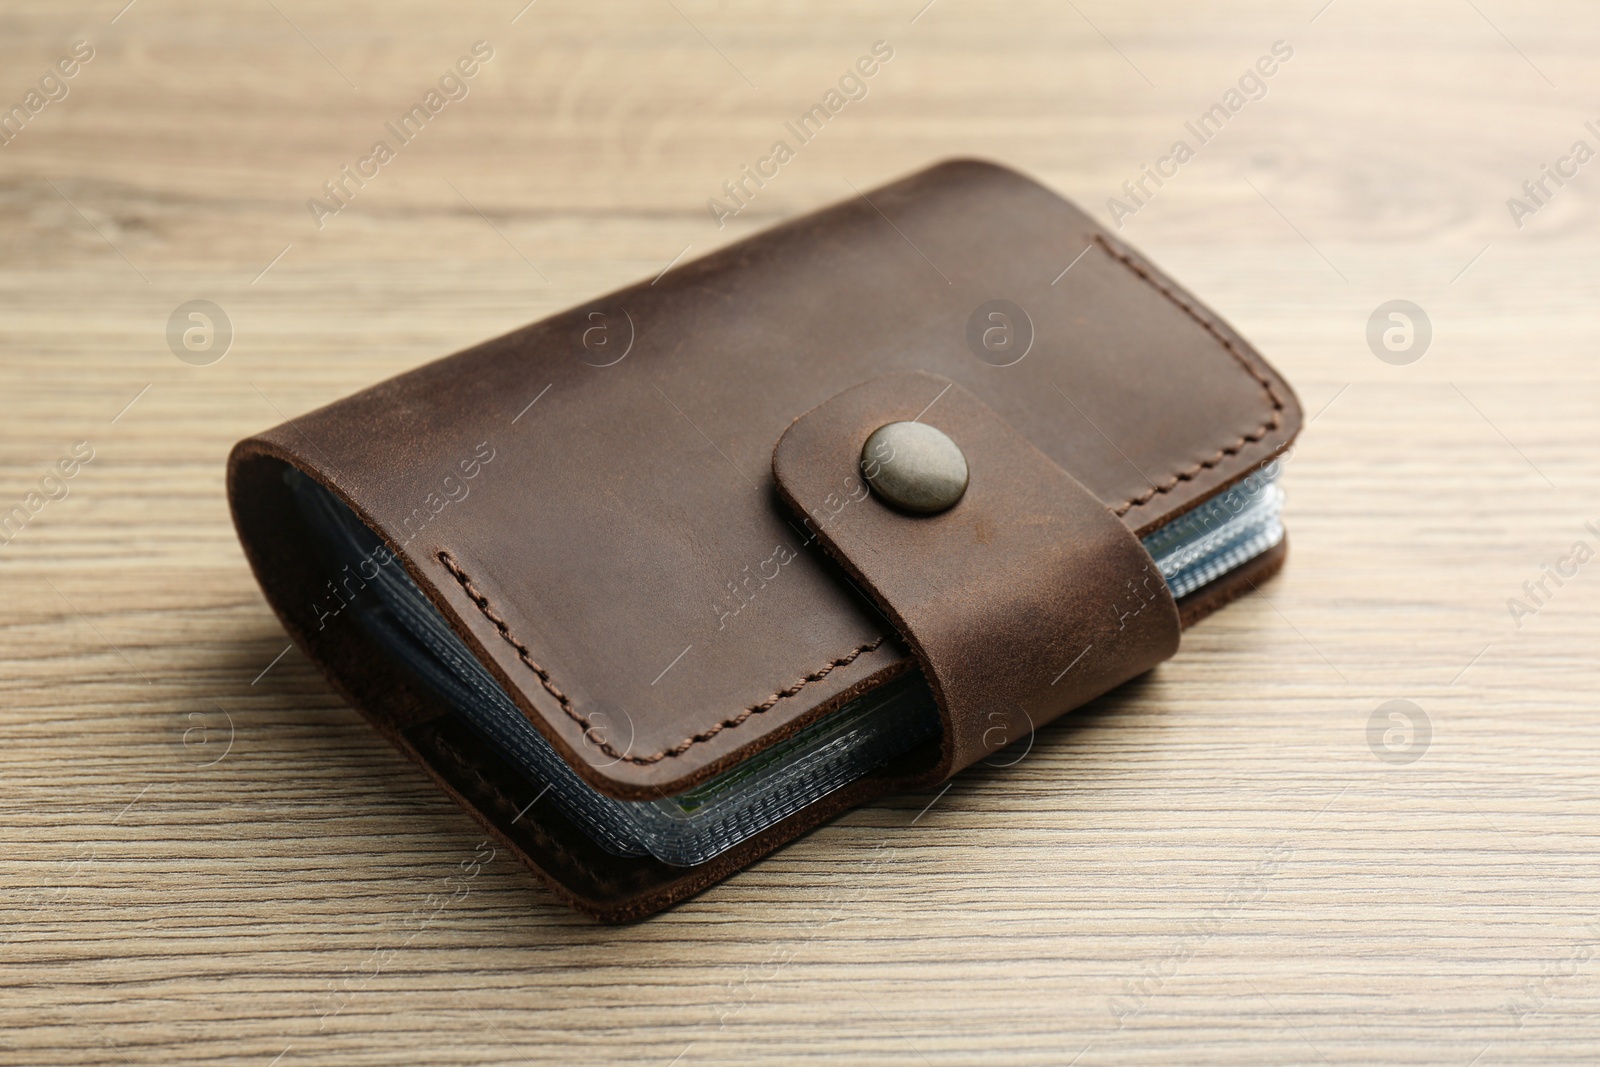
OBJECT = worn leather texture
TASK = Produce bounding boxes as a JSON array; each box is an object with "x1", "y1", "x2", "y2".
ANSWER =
[
  {"x1": 227, "y1": 158, "x2": 1302, "y2": 920},
  {"x1": 773, "y1": 371, "x2": 1182, "y2": 778}
]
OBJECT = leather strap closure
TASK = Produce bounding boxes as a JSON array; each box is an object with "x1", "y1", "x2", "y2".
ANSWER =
[{"x1": 772, "y1": 371, "x2": 1181, "y2": 776}]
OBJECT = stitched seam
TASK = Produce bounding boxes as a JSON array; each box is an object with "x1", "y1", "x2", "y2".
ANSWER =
[
  {"x1": 1091, "y1": 234, "x2": 1286, "y2": 516},
  {"x1": 431, "y1": 238, "x2": 1271, "y2": 760},
  {"x1": 435, "y1": 550, "x2": 885, "y2": 764},
  {"x1": 427, "y1": 731, "x2": 591, "y2": 871}
]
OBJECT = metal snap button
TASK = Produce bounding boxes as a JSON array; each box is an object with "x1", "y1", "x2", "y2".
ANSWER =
[{"x1": 860, "y1": 421, "x2": 968, "y2": 514}]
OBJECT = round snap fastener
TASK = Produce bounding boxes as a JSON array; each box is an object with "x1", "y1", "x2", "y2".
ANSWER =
[{"x1": 860, "y1": 421, "x2": 968, "y2": 514}]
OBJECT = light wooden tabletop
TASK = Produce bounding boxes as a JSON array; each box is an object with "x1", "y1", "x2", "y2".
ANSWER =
[{"x1": 5, "y1": 1, "x2": 1600, "y2": 1064}]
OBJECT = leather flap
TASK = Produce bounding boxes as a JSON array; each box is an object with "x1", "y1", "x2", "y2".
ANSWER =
[{"x1": 772, "y1": 371, "x2": 1181, "y2": 776}]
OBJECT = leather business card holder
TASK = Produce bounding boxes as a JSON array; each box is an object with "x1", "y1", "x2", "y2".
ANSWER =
[{"x1": 228, "y1": 159, "x2": 1302, "y2": 920}]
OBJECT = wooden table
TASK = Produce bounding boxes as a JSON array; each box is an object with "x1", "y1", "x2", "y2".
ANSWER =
[{"x1": 5, "y1": 1, "x2": 1598, "y2": 1063}]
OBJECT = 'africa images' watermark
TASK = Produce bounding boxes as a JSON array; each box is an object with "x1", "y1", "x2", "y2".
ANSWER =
[
  {"x1": 308, "y1": 441, "x2": 495, "y2": 630},
  {"x1": 315, "y1": 840, "x2": 497, "y2": 1028},
  {"x1": 1110, "y1": 841, "x2": 1295, "y2": 1027},
  {"x1": 0, "y1": 40, "x2": 95, "y2": 148},
  {"x1": 1106, "y1": 40, "x2": 1294, "y2": 229},
  {"x1": 705, "y1": 41, "x2": 895, "y2": 229},
  {"x1": 0, "y1": 441, "x2": 95, "y2": 549},
  {"x1": 306, "y1": 42, "x2": 495, "y2": 230},
  {"x1": 1505, "y1": 520, "x2": 1600, "y2": 629},
  {"x1": 1501, "y1": 923, "x2": 1600, "y2": 1028},
  {"x1": 1367, "y1": 699, "x2": 1430, "y2": 766},
  {"x1": 1366, "y1": 299, "x2": 1431, "y2": 365},
  {"x1": 1506, "y1": 121, "x2": 1600, "y2": 230},
  {"x1": 966, "y1": 300, "x2": 1033, "y2": 367},
  {"x1": 166, "y1": 300, "x2": 233, "y2": 366}
]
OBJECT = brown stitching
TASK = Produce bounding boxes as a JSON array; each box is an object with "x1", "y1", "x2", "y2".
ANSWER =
[
  {"x1": 431, "y1": 236, "x2": 1271, "y2": 759},
  {"x1": 1091, "y1": 234, "x2": 1286, "y2": 516},
  {"x1": 435, "y1": 549, "x2": 884, "y2": 764},
  {"x1": 426, "y1": 731, "x2": 590, "y2": 870}
]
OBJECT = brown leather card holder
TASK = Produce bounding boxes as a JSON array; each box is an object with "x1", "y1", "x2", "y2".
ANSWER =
[{"x1": 228, "y1": 159, "x2": 1301, "y2": 920}]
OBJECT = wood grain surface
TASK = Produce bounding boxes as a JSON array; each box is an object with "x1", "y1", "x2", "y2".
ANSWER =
[{"x1": 5, "y1": 1, "x2": 1600, "y2": 1064}]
